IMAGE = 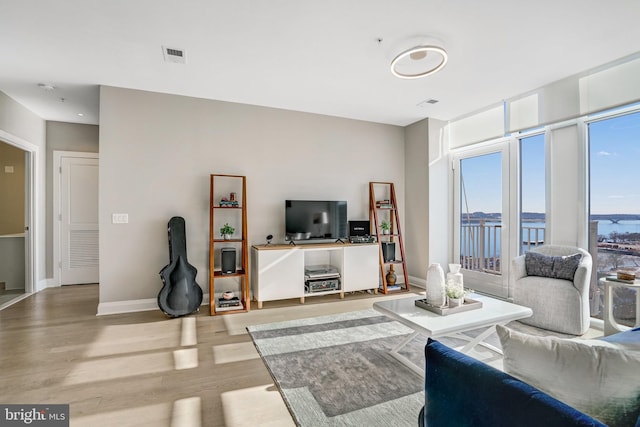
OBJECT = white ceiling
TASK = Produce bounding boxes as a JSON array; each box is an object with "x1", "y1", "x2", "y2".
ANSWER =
[{"x1": 1, "y1": 1, "x2": 640, "y2": 127}]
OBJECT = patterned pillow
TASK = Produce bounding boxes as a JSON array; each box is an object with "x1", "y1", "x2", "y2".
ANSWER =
[{"x1": 525, "y1": 251, "x2": 581, "y2": 281}]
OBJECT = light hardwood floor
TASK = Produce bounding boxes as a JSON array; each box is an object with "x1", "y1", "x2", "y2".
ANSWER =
[{"x1": 0, "y1": 285, "x2": 424, "y2": 426}]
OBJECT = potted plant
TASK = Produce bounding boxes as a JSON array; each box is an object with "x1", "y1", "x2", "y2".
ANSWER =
[
  {"x1": 220, "y1": 223, "x2": 235, "y2": 240},
  {"x1": 380, "y1": 220, "x2": 391, "y2": 235},
  {"x1": 446, "y1": 285, "x2": 467, "y2": 307}
]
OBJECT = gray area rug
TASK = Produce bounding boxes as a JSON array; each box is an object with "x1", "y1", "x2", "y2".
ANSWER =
[{"x1": 247, "y1": 309, "x2": 426, "y2": 427}]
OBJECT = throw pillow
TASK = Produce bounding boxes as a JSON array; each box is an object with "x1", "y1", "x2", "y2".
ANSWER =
[
  {"x1": 525, "y1": 251, "x2": 581, "y2": 280},
  {"x1": 496, "y1": 325, "x2": 640, "y2": 427}
]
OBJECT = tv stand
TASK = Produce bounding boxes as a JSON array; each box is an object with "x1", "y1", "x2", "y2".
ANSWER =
[{"x1": 251, "y1": 242, "x2": 379, "y2": 308}]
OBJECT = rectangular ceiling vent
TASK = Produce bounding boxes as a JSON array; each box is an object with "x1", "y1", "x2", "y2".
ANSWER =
[
  {"x1": 162, "y1": 46, "x2": 187, "y2": 64},
  {"x1": 417, "y1": 99, "x2": 439, "y2": 107}
]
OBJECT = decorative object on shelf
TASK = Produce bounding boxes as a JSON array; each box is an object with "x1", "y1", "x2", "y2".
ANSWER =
[
  {"x1": 222, "y1": 291, "x2": 235, "y2": 300},
  {"x1": 382, "y1": 242, "x2": 395, "y2": 262},
  {"x1": 376, "y1": 199, "x2": 393, "y2": 208},
  {"x1": 426, "y1": 263, "x2": 446, "y2": 307},
  {"x1": 221, "y1": 248, "x2": 236, "y2": 274},
  {"x1": 220, "y1": 223, "x2": 235, "y2": 240},
  {"x1": 380, "y1": 220, "x2": 391, "y2": 235},
  {"x1": 158, "y1": 216, "x2": 203, "y2": 317},
  {"x1": 219, "y1": 196, "x2": 239, "y2": 207},
  {"x1": 386, "y1": 265, "x2": 397, "y2": 285},
  {"x1": 266, "y1": 234, "x2": 273, "y2": 245},
  {"x1": 447, "y1": 263, "x2": 464, "y2": 292}
]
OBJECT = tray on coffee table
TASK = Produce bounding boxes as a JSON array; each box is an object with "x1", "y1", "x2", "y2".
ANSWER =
[{"x1": 415, "y1": 297, "x2": 483, "y2": 316}]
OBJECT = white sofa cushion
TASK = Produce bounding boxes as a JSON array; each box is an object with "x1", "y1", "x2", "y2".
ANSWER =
[{"x1": 497, "y1": 325, "x2": 640, "y2": 427}]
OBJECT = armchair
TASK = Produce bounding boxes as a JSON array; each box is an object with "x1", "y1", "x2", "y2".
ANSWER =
[{"x1": 511, "y1": 245, "x2": 592, "y2": 335}]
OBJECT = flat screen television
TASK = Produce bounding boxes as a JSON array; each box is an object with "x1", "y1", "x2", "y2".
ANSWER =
[{"x1": 285, "y1": 200, "x2": 348, "y2": 241}]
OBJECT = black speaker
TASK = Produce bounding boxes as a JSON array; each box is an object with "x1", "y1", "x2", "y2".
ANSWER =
[
  {"x1": 382, "y1": 242, "x2": 395, "y2": 262},
  {"x1": 221, "y1": 248, "x2": 236, "y2": 274}
]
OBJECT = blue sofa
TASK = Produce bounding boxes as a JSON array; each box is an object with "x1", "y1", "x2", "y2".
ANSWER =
[{"x1": 419, "y1": 327, "x2": 640, "y2": 427}]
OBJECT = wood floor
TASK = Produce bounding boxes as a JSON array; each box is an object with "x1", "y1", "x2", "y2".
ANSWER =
[{"x1": 0, "y1": 285, "x2": 424, "y2": 427}]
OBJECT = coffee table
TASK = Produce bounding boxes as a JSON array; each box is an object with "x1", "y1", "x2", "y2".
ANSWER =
[{"x1": 373, "y1": 293, "x2": 532, "y2": 374}]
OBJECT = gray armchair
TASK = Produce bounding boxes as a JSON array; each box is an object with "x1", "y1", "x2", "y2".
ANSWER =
[{"x1": 511, "y1": 245, "x2": 592, "y2": 335}]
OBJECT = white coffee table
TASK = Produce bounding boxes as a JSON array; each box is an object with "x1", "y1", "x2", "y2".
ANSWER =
[{"x1": 373, "y1": 293, "x2": 532, "y2": 374}]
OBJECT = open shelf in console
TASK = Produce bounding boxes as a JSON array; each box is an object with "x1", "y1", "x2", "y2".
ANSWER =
[
  {"x1": 251, "y1": 242, "x2": 378, "y2": 308},
  {"x1": 303, "y1": 246, "x2": 344, "y2": 298}
]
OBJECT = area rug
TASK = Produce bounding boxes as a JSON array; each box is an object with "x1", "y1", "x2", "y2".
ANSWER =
[{"x1": 247, "y1": 309, "x2": 425, "y2": 426}]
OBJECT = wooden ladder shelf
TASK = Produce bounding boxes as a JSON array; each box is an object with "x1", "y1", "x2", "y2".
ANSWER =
[
  {"x1": 369, "y1": 182, "x2": 410, "y2": 294},
  {"x1": 209, "y1": 174, "x2": 250, "y2": 315}
]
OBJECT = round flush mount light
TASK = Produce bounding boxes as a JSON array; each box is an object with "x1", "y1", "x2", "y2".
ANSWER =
[
  {"x1": 390, "y1": 45, "x2": 448, "y2": 79},
  {"x1": 38, "y1": 83, "x2": 56, "y2": 91}
]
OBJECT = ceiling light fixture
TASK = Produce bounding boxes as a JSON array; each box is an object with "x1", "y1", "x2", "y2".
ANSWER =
[
  {"x1": 390, "y1": 45, "x2": 448, "y2": 79},
  {"x1": 38, "y1": 83, "x2": 56, "y2": 91}
]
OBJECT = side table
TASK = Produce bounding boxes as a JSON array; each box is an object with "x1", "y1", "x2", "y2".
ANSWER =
[{"x1": 600, "y1": 277, "x2": 640, "y2": 336}]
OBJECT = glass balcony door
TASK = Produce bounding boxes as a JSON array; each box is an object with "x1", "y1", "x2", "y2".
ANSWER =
[{"x1": 453, "y1": 142, "x2": 511, "y2": 298}]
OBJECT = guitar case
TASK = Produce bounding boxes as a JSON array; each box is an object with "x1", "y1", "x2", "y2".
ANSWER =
[{"x1": 158, "y1": 216, "x2": 203, "y2": 317}]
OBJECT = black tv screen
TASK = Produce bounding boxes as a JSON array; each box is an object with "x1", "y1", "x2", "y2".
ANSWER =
[{"x1": 285, "y1": 200, "x2": 348, "y2": 241}]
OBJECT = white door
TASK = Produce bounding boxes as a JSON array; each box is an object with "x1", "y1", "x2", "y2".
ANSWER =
[
  {"x1": 60, "y1": 156, "x2": 99, "y2": 285},
  {"x1": 453, "y1": 142, "x2": 511, "y2": 298}
]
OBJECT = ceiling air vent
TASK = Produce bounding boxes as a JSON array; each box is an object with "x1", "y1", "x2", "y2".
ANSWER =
[
  {"x1": 162, "y1": 46, "x2": 186, "y2": 64},
  {"x1": 417, "y1": 99, "x2": 439, "y2": 107}
]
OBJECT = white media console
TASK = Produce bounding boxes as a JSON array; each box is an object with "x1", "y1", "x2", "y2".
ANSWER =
[{"x1": 251, "y1": 242, "x2": 379, "y2": 308}]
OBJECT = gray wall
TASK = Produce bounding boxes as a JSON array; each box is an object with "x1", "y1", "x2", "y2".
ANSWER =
[
  {"x1": 403, "y1": 118, "x2": 449, "y2": 286},
  {"x1": 0, "y1": 90, "x2": 46, "y2": 286},
  {"x1": 404, "y1": 119, "x2": 429, "y2": 281},
  {"x1": 45, "y1": 121, "x2": 99, "y2": 276},
  {"x1": 99, "y1": 86, "x2": 405, "y2": 307}
]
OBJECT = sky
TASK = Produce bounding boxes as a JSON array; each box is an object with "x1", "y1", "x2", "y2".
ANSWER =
[
  {"x1": 589, "y1": 110, "x2": 640, "y2": 214},
  {"x1": 460, "y1": 109, "x2": 640, "y2": 216}
]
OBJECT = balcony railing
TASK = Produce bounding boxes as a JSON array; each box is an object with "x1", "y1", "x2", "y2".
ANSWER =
[
  {"x1": 460, "y1": 220, "x2": 545, "y2": 275},
  {"x1": 460, "y1": 220, "x2": 502, "y2": 274}
]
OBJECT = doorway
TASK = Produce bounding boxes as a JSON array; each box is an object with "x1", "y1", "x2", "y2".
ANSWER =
[
  {"x1": 453, "y1": 142, "x2": 511, "y2": 298},
  {"x1": 0, "y1": 134, "x2": 35, "y2": 309},
  {"x1": 53, "y1": 151, "x2": 99, "y2": 285}
]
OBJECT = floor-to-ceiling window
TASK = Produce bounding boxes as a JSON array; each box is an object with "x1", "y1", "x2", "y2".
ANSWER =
[
  {"x1": 588, "y1": 109, "x2": 640, "y2": 324},
  {"x1": 519, "y1": 133, "x2": 546, "y2": 254},
  {"x1": 453, "y1": 132, "x2": 547, "y2": 300}
]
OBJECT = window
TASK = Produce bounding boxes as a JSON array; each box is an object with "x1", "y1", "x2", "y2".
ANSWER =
[
  {"x1": 519, "y1": 133, "x2": 546, "y2": 254},
  {"x1": 588, "y1": 110, "x2": 640, "y2": 323}
]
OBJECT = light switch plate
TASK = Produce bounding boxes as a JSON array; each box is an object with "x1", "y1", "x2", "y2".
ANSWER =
[{"x1": 112, "y1": 213, "x2": 129, "y2": 224}]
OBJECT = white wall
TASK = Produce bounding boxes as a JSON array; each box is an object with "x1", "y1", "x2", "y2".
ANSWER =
[
  {"x1": 98, "y1": 86, "x2": 405, "y2": 311},
  {"x1": 427, "y1": 119, "x2": 450, "y2": 268},
  {"x1": 548, "y1": 123, "x2": 585, "y2": 247}
]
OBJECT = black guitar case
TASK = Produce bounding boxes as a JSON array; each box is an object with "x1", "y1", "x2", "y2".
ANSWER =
[{"x1": 158, "y1": 216, "x2": 203, "y2": 317}]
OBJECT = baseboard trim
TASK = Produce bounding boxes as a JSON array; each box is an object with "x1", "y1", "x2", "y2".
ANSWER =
[
  {"x1": 45, "y1": 278, "x2": 60, "y2": 288},
  {"x1": 97, "y1": 294, "x2": 211, "y2": 316},
  {"x1": 409, "y1": 275, "x2": 426, "y2": 289}
]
